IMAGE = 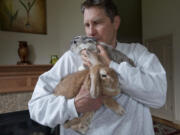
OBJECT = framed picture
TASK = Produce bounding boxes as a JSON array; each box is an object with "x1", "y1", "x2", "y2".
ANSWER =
[{"x1": 0, "y1": 0, "x2": 47, "y2": 34}]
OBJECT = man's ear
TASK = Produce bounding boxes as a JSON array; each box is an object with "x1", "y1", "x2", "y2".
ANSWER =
[{"x1": 113, "y1": 16, "x2": 120, "y2": 30}]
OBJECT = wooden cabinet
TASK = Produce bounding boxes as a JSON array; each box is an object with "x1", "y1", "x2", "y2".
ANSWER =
[{"x1": 0, "y1": 65, "x2": 52, "y2": 94}]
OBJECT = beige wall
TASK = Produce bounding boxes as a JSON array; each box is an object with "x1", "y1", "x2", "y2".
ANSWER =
[
  {"x1": 142, "y1": 0, "x2": 180, "y2": 123},
  {"x1": 0, "y1": 0, "x2": 84, "y2": 65}
]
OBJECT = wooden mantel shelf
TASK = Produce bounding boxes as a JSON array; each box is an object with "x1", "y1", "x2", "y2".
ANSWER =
[{"x1": 0, "y1": 65, "x2": 53, "y2": 94}]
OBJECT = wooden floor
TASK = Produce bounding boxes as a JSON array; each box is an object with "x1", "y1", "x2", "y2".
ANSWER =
[{"x1": 153, "y1": 116, "x2": 180, "y2": 130}]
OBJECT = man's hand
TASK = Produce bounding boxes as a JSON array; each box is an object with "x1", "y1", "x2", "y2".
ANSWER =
[
  {"x1": 97, "y1": 45, "x2": 111, "y2": 66},
  {"x1": 81, "y1": 50, "x2": 92, "y2": 68},
  {"x1": 74, "y1": 86, "x2": 102, "y2": 113},
  {"x1": 81, "y1": 45, "x2": 111, "y2": 67}
]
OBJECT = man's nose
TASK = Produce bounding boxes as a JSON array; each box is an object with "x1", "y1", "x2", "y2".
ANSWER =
[{"x1": 88, "y1": 25, "x2": 97, "y2": 37}]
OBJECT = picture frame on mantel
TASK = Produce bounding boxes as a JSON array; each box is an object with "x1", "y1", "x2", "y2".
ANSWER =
[{"x1": 0, "y1": 0, "x2": 47, "y2": 34}]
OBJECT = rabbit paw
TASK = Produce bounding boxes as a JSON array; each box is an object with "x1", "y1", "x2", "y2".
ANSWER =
[
  {"x1": 64, "y1": 122, "x2": 70, "y2": 128},
  {"x1": 79, "y1": 124, "x2": 89, "y2": 134},
  {"x1": 115, "y1": 106, "x2": 125, "y2": 115},
  {"x1": 72, "y1": 123, "x2": 89, "y2": 135}
]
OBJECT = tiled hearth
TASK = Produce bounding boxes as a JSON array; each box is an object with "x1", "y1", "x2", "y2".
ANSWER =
[{"x1": 0, "y1": 92, "x2": 32, "y2": 114}]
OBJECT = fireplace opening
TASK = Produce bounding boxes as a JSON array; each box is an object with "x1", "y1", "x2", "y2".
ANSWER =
[{"x1": 0, "y1": 110, "x2": 59, "y2": 135}]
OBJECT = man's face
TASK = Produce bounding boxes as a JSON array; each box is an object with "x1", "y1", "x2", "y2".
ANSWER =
[{"x1": 83, "y1": 6, "x2": 120, "y2": 47}]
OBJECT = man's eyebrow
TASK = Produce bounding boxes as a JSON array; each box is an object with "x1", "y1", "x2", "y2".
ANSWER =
[{"x1": 85, "y1": 18, "x2": 104, "y2": 24}]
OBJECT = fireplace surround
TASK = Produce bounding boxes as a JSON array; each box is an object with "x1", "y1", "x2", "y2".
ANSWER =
[
  {"x1": 0, "y1": 110, "x2": 59, "y2": 135},
  {"x1": 0, "y1": 65, "x2": 58, "y2": 135}
]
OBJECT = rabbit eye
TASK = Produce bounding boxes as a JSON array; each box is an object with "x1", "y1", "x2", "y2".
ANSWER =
[
  {"x1": 101, "y1": 74, "x2": 107, "y2": 78},
  {"x1": 100, "y1": 69, "x2": 107, "y2": 78},
  {"x1": 73, "y1": 40, "x2": 77, "y2": 44}
]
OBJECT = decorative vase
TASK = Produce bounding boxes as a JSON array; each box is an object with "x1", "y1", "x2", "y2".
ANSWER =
[{"x1": 17, "y1": 41, "x2": 31, "y2": 65}]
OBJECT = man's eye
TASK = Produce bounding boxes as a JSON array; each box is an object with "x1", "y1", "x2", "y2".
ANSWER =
[
  {"x1": 93, "y1": 21, "x2": 98, "y2": 25},
  {"x1": 94, "y1": 20, "x2": 103, "y2": 25},
  {"x1": 85, "y1": 23, "x2": 90, "y2": 27}
]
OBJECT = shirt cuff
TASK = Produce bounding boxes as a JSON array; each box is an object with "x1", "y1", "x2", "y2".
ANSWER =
[
  {"x1": 109, "y1": 60, "x2": 119, "y2": 69},
  {"x1": 109, "y1": 60, "x2": 124, "y2": 72},
  {"x1": 109, "y1": 60, "x2": 131, "y2": 71},
  {"x1": 67, "y1": 98, "x2": 79, "y2": 120}
]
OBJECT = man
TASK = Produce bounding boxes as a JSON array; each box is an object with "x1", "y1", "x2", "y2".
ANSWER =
[{"x1": 28, "y1": 0, "x2": 167, "y2": 135}]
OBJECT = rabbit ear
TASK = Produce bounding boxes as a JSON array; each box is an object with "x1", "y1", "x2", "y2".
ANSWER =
[{"x1": 89, "y1": 65, "x2": 101, "y2": 98}]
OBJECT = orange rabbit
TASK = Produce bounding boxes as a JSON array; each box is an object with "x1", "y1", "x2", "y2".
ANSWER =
[{"x1": 54, "y1": 50, "x2": 125, "y2": 134}]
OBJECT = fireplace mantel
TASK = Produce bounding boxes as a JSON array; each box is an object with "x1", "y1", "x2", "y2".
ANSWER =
[{"x1": 0, "y1": 65, "x2": 52, "y2": 94}]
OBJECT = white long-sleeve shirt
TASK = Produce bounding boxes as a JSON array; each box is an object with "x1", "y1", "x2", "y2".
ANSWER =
[{"x1": 28, "y1": 42, "x2": 167, "y2": 135}]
